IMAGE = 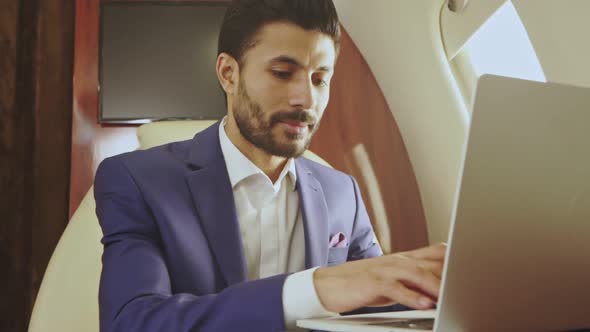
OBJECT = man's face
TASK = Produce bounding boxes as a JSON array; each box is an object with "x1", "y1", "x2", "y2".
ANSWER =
[{"x1": 231, "y1": 22, "x2": 336, "y2": 158}]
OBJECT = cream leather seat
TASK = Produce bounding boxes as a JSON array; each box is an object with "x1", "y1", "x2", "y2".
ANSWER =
[{"x1": 28, "y1": 120, "x2": 331, "y2": 332}]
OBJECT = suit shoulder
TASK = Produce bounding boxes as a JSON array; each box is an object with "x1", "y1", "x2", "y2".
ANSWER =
[
  {"x1": 297, "y1": 156, "x2": 354, "y2": 183},
  {"x1": 96, "y1": 138, "x2": 193, "y2": 178}
]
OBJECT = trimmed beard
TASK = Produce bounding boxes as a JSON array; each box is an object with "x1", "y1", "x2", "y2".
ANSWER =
[{"x1": 232, "y1": 77, "x2": 320, "y2": 158}]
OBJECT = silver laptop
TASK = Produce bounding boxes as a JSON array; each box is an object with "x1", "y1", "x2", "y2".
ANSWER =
[{"x1": 297, "y1": 75, "x2": 590, "y2": 332}]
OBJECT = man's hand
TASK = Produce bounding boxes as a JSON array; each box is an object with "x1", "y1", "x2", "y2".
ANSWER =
[{"x1": 313, "y1": 243, "x2": 447, "y2": 313}]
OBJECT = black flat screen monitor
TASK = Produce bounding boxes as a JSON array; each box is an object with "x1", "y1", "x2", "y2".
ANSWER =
[{"x1": 99, "y1": 2, "x2": 228, "y2": 123}]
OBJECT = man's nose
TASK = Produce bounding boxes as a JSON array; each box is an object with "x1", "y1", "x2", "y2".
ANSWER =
[{"x1": 289, "y1": 77, "x2": 315, "y2": 110}]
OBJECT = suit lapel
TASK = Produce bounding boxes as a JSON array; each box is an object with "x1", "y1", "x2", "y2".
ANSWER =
[
  {"x1": 184, "y1": 122, "x2": 247, "y2": 286},
  {"x1": 296, "y1": 161, "x2": 329, "y2": 268}
]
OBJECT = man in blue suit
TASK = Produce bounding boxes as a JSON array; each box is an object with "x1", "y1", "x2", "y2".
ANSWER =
[{"x1": 94, "y1": 1, "x2": 446, "y2": 331}]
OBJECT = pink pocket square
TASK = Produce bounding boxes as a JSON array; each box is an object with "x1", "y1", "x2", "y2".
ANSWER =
[{"x1": 329, "y1": 232, "x2": 348, "y2": 248}]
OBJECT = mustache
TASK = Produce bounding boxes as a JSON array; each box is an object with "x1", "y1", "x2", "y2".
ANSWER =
[{"x1": 270, "y1": 110, "x2": 317, "y2": 127}]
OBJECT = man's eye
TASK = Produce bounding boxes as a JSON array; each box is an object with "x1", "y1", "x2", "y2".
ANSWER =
[
  {"x1": 314, "y1": 78, "x2": 329, "y2": 87},
  {"x1": 272, "y1": 70, "x2": 292, "y2": 79}
]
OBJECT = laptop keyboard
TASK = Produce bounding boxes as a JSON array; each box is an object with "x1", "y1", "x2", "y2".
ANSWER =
[{"x1": 367, "y1": 318, "x2": 435, "y2": 330}]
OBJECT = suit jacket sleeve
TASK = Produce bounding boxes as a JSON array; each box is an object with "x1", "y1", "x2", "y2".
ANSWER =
[
  {"x1": 347, "y1": 175, "x2": 384, "y2": 261},
  {"x1": 94, "y1": 157, "x2": 287, "y2": 332},
  {"x1": 343, "y1": 176, "x2": 413, "y2": 315}
]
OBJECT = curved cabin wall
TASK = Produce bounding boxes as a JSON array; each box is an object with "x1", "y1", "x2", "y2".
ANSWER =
[{"x1": 334, "y1": 0, "x2": 468, "y2": 243}]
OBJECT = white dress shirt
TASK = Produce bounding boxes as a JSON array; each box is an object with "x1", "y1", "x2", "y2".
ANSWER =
[{"x1": 218, "y1": 119, "x2": 335, "y2": 330}]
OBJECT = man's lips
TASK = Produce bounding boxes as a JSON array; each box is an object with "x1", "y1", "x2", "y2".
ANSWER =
[
  {"x1": 278, "y1": 120, "x2": 313, "y2": 136},
  {"x1": 280, "y1": 120, "x2": 308, "y2": 128}
]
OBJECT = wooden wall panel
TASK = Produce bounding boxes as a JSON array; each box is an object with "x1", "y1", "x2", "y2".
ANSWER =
[
  {"x1": 0, "y1": 2, "x2": 35, "y2": 330},
  {"x1": 30, "y1": 0, "x2": 76, "y2": 311},
  {"x1": 70, "y1": 0, "x2": 100, "y2": 217},
  {"x1": 0, "y1": 0, "x2": 74, "y2": 331},
  {"x1": 69, "y1": 0, "x2": 139, "y2": 217}
]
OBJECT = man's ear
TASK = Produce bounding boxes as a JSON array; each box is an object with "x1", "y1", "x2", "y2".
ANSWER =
[{"x1": 216, "y1": 53, "x2": 239, "y2": 96}]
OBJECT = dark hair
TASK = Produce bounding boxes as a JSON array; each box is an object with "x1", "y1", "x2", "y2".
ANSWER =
[{"x1": 218, "y1": 0, "x2": 341, "y2": 64}]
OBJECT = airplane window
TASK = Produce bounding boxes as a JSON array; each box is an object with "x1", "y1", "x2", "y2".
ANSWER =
[{"x1": 451, "y1": 1, "x2": 546, "y2": 108}]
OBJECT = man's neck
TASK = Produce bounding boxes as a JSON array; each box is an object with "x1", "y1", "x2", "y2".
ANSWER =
[{"x1": 224, "y1": 117, "x2": 289, "y2": 183}]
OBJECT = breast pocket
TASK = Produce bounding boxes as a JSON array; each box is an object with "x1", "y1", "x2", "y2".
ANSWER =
[{"x1": 327, "y1": 247, "x2": 349, "y2": 266}]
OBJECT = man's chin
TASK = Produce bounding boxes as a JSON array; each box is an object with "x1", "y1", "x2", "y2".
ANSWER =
[{"x1": 269, "y1": 141, "x2": 307, "y2": 158}]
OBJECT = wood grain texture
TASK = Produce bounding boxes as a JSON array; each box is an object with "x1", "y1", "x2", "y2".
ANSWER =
[
  {"x1": 69, "y1": 0, "x2": 140, "y2": 216},
  {"x1": 30, "y1": 0, "x2": 75, "y2": 315},
  {"x1": 0, "y1": 0, "x2": 74, "y2": 331},
  {"x1": 70, "y1": 0, "x2": 101, "y2": 216},
  {"x1": 0, "y1": 1, "x2": 37, "y2": 330}
]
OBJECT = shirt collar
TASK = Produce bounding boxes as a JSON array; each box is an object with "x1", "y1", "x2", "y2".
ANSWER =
[{"x1": 218, "y1": 117, "x2": 297, "y2": 192}]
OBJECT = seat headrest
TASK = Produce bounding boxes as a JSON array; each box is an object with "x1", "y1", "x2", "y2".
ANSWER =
[{"x1": 137, "y1": 120, "x2": 218, "y2": 149}]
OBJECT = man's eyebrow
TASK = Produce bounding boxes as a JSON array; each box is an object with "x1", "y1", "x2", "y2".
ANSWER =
[{"x1": 270, "y1": 55, "x2": 332, "y2": 72}]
